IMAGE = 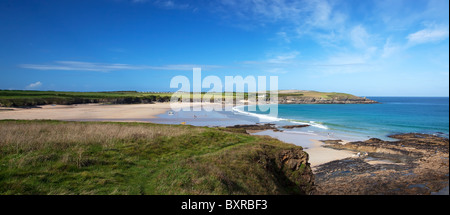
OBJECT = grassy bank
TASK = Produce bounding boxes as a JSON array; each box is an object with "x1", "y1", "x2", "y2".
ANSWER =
[
  {"x1": 278, "y1": 90, "x2": 363, "y2": 100},
  {"x1": 0, "y1": 90, "x2": 173, "y2": 107},
  {"x1": 0, "y1": 120, "x2": 313, "y2": 195}
]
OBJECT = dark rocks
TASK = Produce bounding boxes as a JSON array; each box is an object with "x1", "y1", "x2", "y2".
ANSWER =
[
  {"x1": 279, "y1": 148, "x2": 309, "y2": 171},
  {"x1": 226, "y1": 123, "x2": 276, "y2": 130},
  {"x1": 320, "y1": 140, "x2": 343, "y2": 145},
  {"x1": 225, "y1": 123, "x2": 312, "y2": 134},
  {"x1": 278, "y1": 96, "x2": 378, "y2": 104},
  {"x1": 255, "y1": 145, "x2": 315, "y2": 195},
  {"x1": 225, "y1": 124, "x2": 280, "y2": 133},
  {"x1": 314, "y1": 133, "x2": 449, "y2": 195},
  {"x1": 281, "y1": 125, "x2": 310, "y2": 129},
  {"x1": 277, "y1": 148, "x2": 315, "y2": 194}
]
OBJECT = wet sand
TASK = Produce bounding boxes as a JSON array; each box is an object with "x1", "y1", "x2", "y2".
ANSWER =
[{"x1": 253, "y1": 130, "x2": 355, "y2": 168}]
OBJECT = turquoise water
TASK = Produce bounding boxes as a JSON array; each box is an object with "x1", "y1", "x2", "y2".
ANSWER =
[{"x1": 237, "y1": 97, "x2": 449, "y2": 141}]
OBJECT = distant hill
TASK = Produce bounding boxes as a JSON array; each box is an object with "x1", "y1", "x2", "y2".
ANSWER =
[
  {"x1": 0, "y1": 90, "x2": 377, "y2": 107},
  {"x1": 276, "y1": 90, "x2": 377, "y2": 104}
]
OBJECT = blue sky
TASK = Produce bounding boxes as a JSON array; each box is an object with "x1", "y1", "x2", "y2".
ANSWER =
[{"x1": 0, "y1": 0, "x2": 448, "y2": 96}]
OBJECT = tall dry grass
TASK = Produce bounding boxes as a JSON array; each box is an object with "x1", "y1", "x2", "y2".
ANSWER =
[{"x1": 0, "y1": 121, "x2": 204, "y2": 152}]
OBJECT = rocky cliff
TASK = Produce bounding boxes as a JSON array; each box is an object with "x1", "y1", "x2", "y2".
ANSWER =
[
  {"x1": 271, "y1": 90, "x2": 378, "y2": 104},
  {"x1": 255, "y1": 145, "x2": 315, "y2": 194},
  {"x1": 314, "y1": 133, "x2": 449, "y2": 195},
  {"x1": 278, "y1": 96, "x2": 378, "y2": 104}
]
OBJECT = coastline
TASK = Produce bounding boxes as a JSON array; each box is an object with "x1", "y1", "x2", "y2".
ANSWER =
[
  {"x1": 1, "y1": 102, "x2": 448, "y2": 195},
  {"x1": 0, "y1": 102, "x2": 359, "y2": 167}
]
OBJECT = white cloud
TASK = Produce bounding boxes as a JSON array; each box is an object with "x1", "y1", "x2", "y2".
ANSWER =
[
  {"x1": 241, "y1": 49, "x2": 374, "y2": 75},
  {"x1": 242, "y1": 51, "x2": 300, "y2": 66},
  {"x1": 382, "y1": 38, "x2": 401, "y2": 58},
  {"x1": 26, "y1": 81, "x2": 42, "y2": 89},
  {"x1": 350, "y1": 25, "x2": 371, "y2": 49},
  {"x1": 305, "y1": 0, "x2": 346, "y2": 30},
  {"x1": 407, "y1": 26, "x2": 449, "y2": 45},
  {"x1": 276, "y1": 31, "x2": 291, "y2": 43},
  {"x1": 374, "y1": 0, "x2": 449, "y2": 32},
  {"x1": 239, "y1": 51, "x2": 302, "y2": 74},
  {"x1": 217, "y1": 0, "x2": 344, "y2": 28},
  {"x1": 266, "y1": 68, "x2": 289, "y2": 74},
  {"x1": 267, "y1": 51, "x2": 300, "y2": 64},
  {"x1": 20, "y1": 61, "x2": 222, "y2": 72},
  {"x1": 216, "y1": 0, "x2": 350, "y2": 48},
  {"x1": 154, "y1": 0, "x2": 190, "y2": 10}
]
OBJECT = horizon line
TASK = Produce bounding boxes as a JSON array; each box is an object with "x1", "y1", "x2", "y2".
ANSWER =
[{"x1": 1, "y1": 89, "x2": 448, "y2": 98}]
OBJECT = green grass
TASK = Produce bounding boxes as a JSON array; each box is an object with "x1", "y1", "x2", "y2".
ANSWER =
[
  {"x1": 0, "y1": 120, "x2": 313, "y2": 195},
  {"x1": 0, "y1": 90, "x2": 174, "y2": 99},
  {"x1": 0, "y1": 90, "x2": 174, "y2": 107},
  {"x1": 278, "y1": 91, "x2": 359, "y2": 99}
]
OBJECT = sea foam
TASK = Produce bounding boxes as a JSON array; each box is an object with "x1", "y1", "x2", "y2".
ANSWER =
[{"x1": 232, "y1": 106, "x2": 329, "y2": 130}]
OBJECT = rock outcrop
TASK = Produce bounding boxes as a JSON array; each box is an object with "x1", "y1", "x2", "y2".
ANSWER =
[
  {"x1": 225, "y1": 124, "x2": 281, "y2": 133},
  {"x1": 281, "y1": 125, "x2": 310, "y2": 129},
  {"x1": 279, "y1": 96, "x2": 378, "y2": 104},
  {"x1": 256, "y1": 145, "x2": 315, "y2": 194},
  {"x1": 314, "y1": 133, "x2": 449, "y2": 195}
]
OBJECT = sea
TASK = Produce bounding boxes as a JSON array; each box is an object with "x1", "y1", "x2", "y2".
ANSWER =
[
  {"x1": 233, "y1": 97, "x2": 449, "y2": 141},
  {"x1": 152, "y1": 97, "x2": 449, "y2": 141}
]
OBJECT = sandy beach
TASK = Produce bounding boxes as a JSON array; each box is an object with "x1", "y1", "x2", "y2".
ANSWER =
[
  {"x1": 0, "y1": 103, "x2": 173, "y2": 121},
  {"x1": 0, "y1": 102, "x2": 223, "y2": 121}
]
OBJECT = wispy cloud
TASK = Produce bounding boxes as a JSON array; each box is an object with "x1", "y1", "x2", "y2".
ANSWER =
[
  {"x1": 217, "y1": 0, "x2": 345, "y2": 29},
  {"x1": 154, "y1": 0, "x2": 190, "y2": 10},
  {"x1": 131, "y1": 0, "x2": 148, "y2": 3},
  {"x1": 240, "y1": 49, "x2": 373, "y2": 75},
  {"x1": 239, "y1": 51, "x2": 302, "y2": 74},
  {"x1": 350, "y1": 25, "x2": 371, "y2": 49},
  {"x1": 218, "y1": 0, "x2": 304, "y2": 23},
  {"x1": 26, "y1": 81, "x2": 42, "y2": 89},
  {"x1": 374, "y1": 0, "x2": 449, "y2": 31},
  {"x1": 243, "y1": 51, "x2": 300, "y2": 65},
  {"x1": 216, "y1": 0, "x2": 349, "y2": 48},
  {"x1": 20, "y1": 61, "x2": 222, "y2": 72},
  {"x1": 130, "y1": 0, "x2": 191, "y2": 10},
  {"x1": 407, "y1": 25, "x2": 449, "y2": 45},
  {"x1": 276, "y1": 31, "x2": 291, "y2": 43},
  {"x1": 381, "y1": 37, "x2": 402, "y2": 58},
  {"x1": 266, "y1": 51, "x2": 300, "y2": 64}
]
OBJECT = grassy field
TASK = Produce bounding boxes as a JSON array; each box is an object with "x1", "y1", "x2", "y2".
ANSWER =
[
  {"x1": 277, "y1": 90, "x2": 361, "y2": 100},
  {"x1": 0, "y1": 120, "x2": 313, "y2": 195},
  {"x1": 0, "y1": 90, "x2": 174, "y2": 107}
]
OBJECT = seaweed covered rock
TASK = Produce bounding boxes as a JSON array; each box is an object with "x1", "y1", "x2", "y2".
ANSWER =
[{"x1": 255, "y1": 145, "x2": 315, "y2": 195}]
